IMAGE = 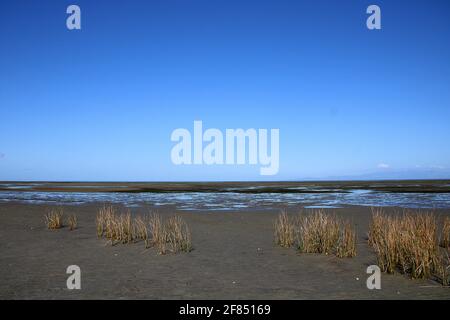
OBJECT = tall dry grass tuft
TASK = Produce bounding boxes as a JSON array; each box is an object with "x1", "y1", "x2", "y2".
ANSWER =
[
  {"x1": 274, "y1": 209, "x2": 357, "y2": 258},
  {"x1": 274, "y1": 211, "x2": 295, "y2": 248},
  {"x1": 368, "y1": 208, "x2": 449, "y2": 285},
  {"x1": 336, "y1": 221, "x2": 357, "y2": 258},
  {"x1": 434, "y1": 252, "x2": 450, "y2": 286},
  {"x1": 96, "y1": 206, "x2": 192, "y2": 254},
  {"x1": 368, "y1": 208, "x2": 401, "y2": 273},
  {"x1": 399, "y1": 213, "x2": 437, "y2": 279},
  {"x1": 134, "y1": 215, "x2": 149, "y2": 247},
  {"x1": 297, "y1": 210, "x2": 340, "y2": 255},
  {"x1": 368, "y1": 208, "x2": 383, "y2": 247},
  {"x1": 96, "y1": 205, "x2": 115, "y2": 238},
  {"x1": 121, "y1": 211, "x2": 134, "y2": 244},
  {"x1": 148, "y1": 213, "x2": 166, "y2": 253},
  {"x1": 105, "y1": 210, "x2": 134, "y2": 245},
  {"x1": 68, "y1": 214, "x2": 77, "y2": 231},
  {"x1": 166, "y1": 215, "x2": 192, "y2": 253},
  {"x1": 44, "y1": 208, "x2": 64, "y2": 229},
  {"x1": 440, "y1": 216, "x2": 450, "y2": 249}
]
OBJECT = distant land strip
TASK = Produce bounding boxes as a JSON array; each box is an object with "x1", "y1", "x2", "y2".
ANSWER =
[{"x1": 1, "y1": 180, "x2": 450, "y2": 194}]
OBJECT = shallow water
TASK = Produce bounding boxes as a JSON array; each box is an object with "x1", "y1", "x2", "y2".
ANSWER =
[{"x1": 1, "y1": 189, "x2": 450, "y2": 210}]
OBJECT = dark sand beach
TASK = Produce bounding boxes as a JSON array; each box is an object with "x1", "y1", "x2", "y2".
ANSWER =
[{"x1": 1, "y1": 202, "x2": 449, "y2": 299}]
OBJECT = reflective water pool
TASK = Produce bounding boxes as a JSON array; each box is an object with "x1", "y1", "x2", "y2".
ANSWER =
[{"x1": 1, "y1": 189, "x2": 450, "y2": 210}]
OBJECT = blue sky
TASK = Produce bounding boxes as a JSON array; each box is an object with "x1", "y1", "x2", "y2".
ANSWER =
[{"x1": 1, "y1": 0, "x2": 450, "y2": 181}]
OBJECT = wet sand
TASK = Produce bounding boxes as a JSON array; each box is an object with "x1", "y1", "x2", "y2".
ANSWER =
[{"x1": 0, "y1": 203, "x2": 449, "y2": 299}]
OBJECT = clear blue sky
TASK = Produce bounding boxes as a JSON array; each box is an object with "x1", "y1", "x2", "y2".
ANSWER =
[{"x1": 1, "y1": 0, "x2": 450, "y2": 181}]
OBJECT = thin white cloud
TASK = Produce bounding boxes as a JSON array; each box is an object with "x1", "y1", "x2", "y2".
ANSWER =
[
  {"x1": 377, "y1": 163, "x2": 390, "y2": 169},
  {"x1": 415, "y1": 164, "x2": 445, "y2": 170},
  {"x1": 429, "y1": 165, "x2": 445, "y2": 169}
]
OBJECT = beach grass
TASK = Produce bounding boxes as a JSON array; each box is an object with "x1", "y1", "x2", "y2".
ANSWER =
[
  {"x1": 440, "y1": 216, "x2": 450, "y2": 249},
  {"x1": 101, "y1": 209, "x2": 134, "y2": 245},
  {"x1": 68, "y1": 214, "x2": 77, "y2": 231},
  {"x1": 134, "y1": 215, "x2": 149, "y2": 247},
  {"x1": 368, "y1": 208, "x2": 449, "y2": 285},
  {"x1": 274, "y1": 209, "x2": 357, "y2": 258},
  {"x1": 96, "y1": 206, "x2": 192, "y2": 254},
  {"x1": 274, "y1": 210, "x2": 295, "y2": 248},
  {"x1": 434, "y1": 253, "x2": 450, "y2": 286},
  {"x1": 166, "y1": 215, "x2": 192, "y2": 253},
  {"x1": 336, "y1": 221, "x2": 357, "y2": 258},
  {"x1": 297, "y1": 210, "x2": 356, "y2": 257},
  {"x1": 96, "y1": 205, "x2": 114, "y2": 238},
  {"x1": 297, "y1": 210, "x2": 340, "y2": 255},
  {"x1": 147, "y1": 213, "x2": 192, "y2": 254},
  {"x1": 44, "y1": 208, "x2": 64, "y2": 229},
  {"x1": 148, "y1": 213, "x2": 167, "y2": 253}
]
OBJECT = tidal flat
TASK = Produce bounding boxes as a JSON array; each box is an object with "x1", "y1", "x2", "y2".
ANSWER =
[{"x1": 0, "y1": 201, "x2": 449, "y2": 299}]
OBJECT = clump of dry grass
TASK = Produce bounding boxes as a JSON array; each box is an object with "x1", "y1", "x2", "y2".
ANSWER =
[
  {"x1": 134, "y1": 215, "x2": 149, "y2": 247},
  {"x1": 146, "y1": 213, "x2": 192, "y2": 254},
  {"x1": 368, "y1": 208, "x2": 449, "y2": 285},
  {"x1": 96, "y1": 205, "x2": 115, "y2": 238},
  {"x1": 166, "y1": 215, "x2": 192, "y2": 253},
  {"x1": 434, "y1": 253, "x2": 450, "y2": 286},
  {"x1": 95, "y1": 206, "x2": 136, "y2": 245},
  {"x1": 336, "y1": 221, "x2": 357, "y2": 258},
  {"x1": 440, "y1": 216, "x2": 450, "y2": 249},
  {"x1": 44, "y1": 208, "x2": 64, "y2": 229},
  {"x1": 68, "y1": 214, "x2": 77, "y2": 231},
  {"x1": 399, "y1": 213, "x2": 437, "y2": 279},
  {"x1": 368, "y1": 208, "x2": 398, "y2": 273},
  {"x1": 148, "y1": 213, "x2": 166, "y2": 253},
  {"x1": 274, "y1": 211, "x2": 295, "y2": 248},
  {"x1": 274, "y1": 209, "x2": 357, "y2": 258},
  {"x1": 96, "y1": 206, "x2": 192, "y2": 254},
  {"x1": 297, "y1": 210, "x2": 340, "y2": 255},
  {"x1": 104, "y1": 210, "x2": 134, "y2": 245}
]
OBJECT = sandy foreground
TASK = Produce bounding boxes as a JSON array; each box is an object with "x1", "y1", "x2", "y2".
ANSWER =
[{"x1": 0, "y1": 203, "x2": 449, "y2": 299}]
